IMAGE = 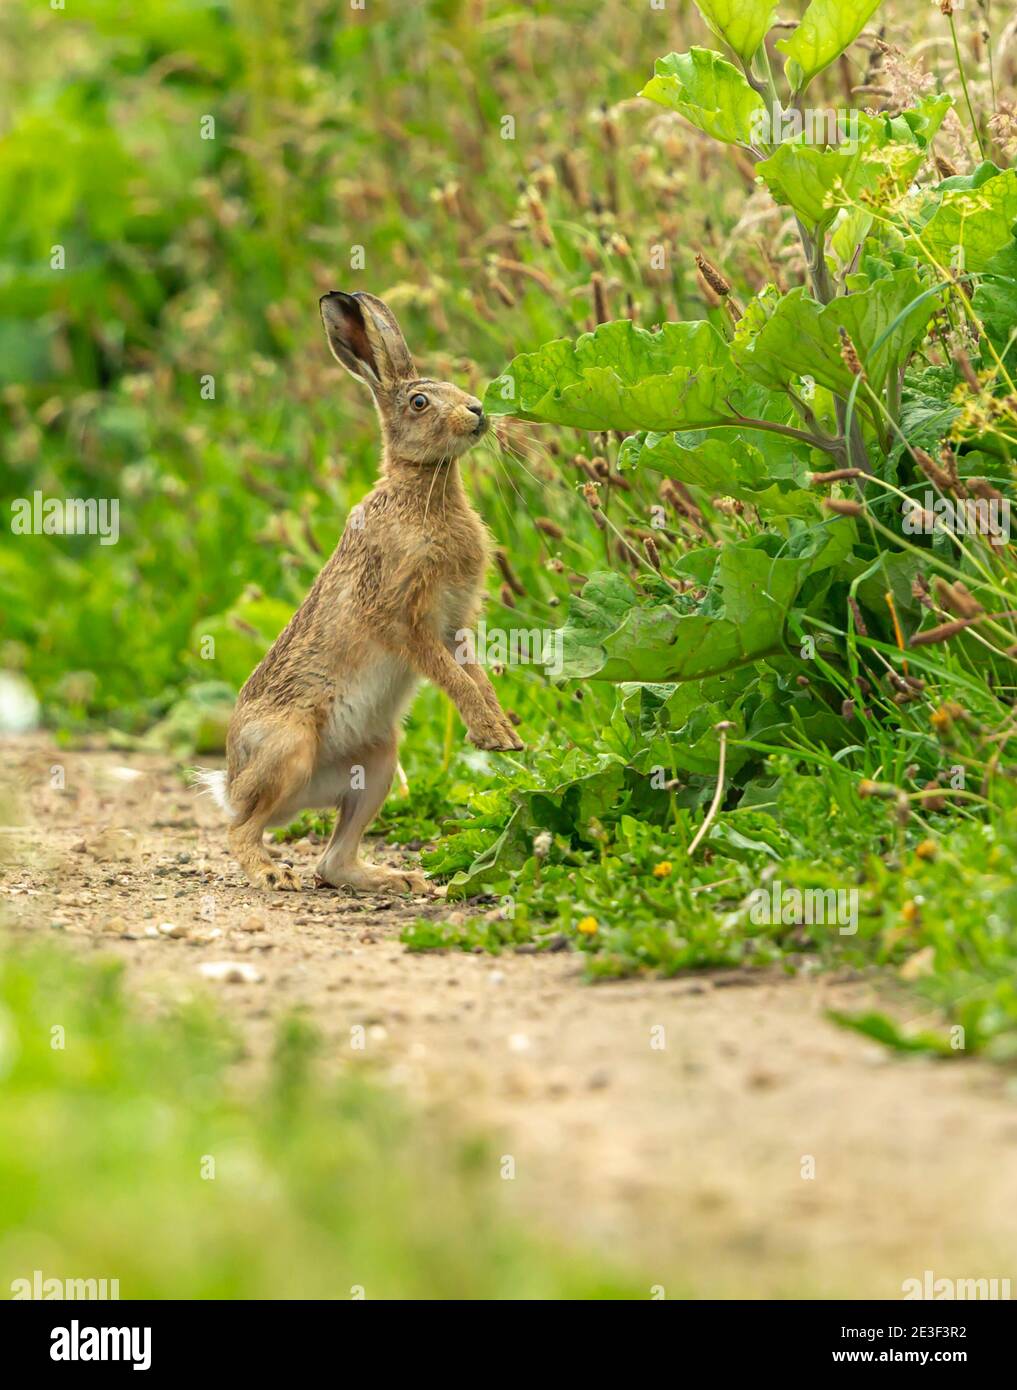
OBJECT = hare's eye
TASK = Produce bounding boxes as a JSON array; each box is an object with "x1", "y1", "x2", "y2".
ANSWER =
[{"x1": 410, "y1": 393, "x2": 429, "y2": 411}]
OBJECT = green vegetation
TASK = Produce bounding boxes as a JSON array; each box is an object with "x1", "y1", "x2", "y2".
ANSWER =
[{"x1": 0, "y1": 943, "x2": 636, "y2": 1298}]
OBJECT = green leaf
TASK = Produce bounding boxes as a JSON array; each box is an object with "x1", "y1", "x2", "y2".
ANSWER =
[
  {"x1": 829, "y1": 206, "x2": 873, "y2": 266},
  {"x1": 757, "y1": 97, "x2": 950, "y2": 231},
  {"x1": 629, "y1": 432, "x2": 818, "y2": 517},
  {"x1": 973, "y1": 239, "x2": 1017, "y2": 356},
  {"x1": 446, "y1": 759, "x2": 628, "y2": 897},
  {"x1": 916, "y1": 167, "x2": 1017, "y2": 275},
  {"x1": 484, "y1": 318, "x2": 775, "y2": 431},
  {"x1": 935, "y1": 159, "x2": 1005, "y2": 192},
  {"x1": 557, "y1": 524, "x2": 854, "y2": 682},
  {"x1": 757, "y1": 139, "x2": 867, "y2": 229},
  {"x1": 776, "y1": 0, "x2": 882, "y2": 91},
  {"x1": 188, "y1": 593, "x2": 295, "y2": 690},
  {"x1": 640, "y1": 48, "x2": 766, "y2": 147},
  {"x1": 692, "y1": 0, "x2": 778, "y2": 67},
  {"x1": 893, "y1": 375, "x2": 962, "y2": 462},
  {"x1": 733, "y1": 269, "x2": 934, "y2": 396},
  {"x1": 827, "y1": 1010, "x2": 955, "y2": 1056}
]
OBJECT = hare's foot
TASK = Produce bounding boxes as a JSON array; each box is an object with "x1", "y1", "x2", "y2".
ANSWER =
[
  {"x1": 229, "y1": 827, "x2": 302, "y2": 891},
  {"x1": 467, "y1": 723, "x2": 524, "y2": 752},
  {"x1": 249, "y1": 861, "x2": 302, "y2": 891},
  {"x1": 315, "y1": 860, "x2": 430, "y2": 895}
]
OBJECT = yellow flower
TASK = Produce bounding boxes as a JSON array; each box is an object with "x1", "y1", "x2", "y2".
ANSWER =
[
  {"x1": 576, "y1": 916, "x2": 599, "y2": 935},
  {"x1": 652, "y1": 861, "x2": 672, "y2": 878},
  {"x1": 915, "y1": 839, "x2": 937, "y2": 861}
]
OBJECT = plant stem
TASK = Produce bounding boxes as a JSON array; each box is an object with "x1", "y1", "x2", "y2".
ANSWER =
[
  {"x1": 688, "y1": 726, "x2": 729, "y2": 857},
  {"x1": 949, "y1": 11, "x2": 986, "y2": 160}
]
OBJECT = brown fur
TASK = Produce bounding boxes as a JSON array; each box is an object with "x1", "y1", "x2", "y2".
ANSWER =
[{"x1": 218, "y1": 291, "x2": 522, "y2": 894}]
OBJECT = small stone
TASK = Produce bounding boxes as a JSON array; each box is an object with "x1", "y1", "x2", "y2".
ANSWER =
[
  {"x1": 508, "y1": 1033, "x2": 531, "y2": 1052},
  {"x1": 157, "y1": 921, "x2": 189, "y2": 939},
  {"x1": 746, "y1": 1069, "x2": 779, "y2": 1090},
  {"x1": 144, "y1": 926, "x2": 161, "y2": 938},
  {"x1": 103, "y1": 917, "x2": 129, "y2": 935},
  {"x1": 190, "y1": 928, "x2": 223, "y2": 945},
  {"x1": 198, "y1": 961, "x2": 263, "y2": 984},
  {"x1": 238, "y1": 915, "x2": 265, "y2": 933},
  {"x1": 90, "y1": 828, "x2": 140, "y2": 863}
]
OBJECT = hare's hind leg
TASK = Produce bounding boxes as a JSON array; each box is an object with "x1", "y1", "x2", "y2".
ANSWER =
[
  {"x1": 227, "y1": 723, "x2": 316, "y2": 891},
  {"x1": 315, "y1": 735, "x2": 427, "y2": 895}
]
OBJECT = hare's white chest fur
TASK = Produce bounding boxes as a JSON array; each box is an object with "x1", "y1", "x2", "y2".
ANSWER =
[
  {"x1": 276, "y1": 653, "x2": 415, "y2": 820},
  {"x1": 327, "y1": 648, "x2": 417, "y2": 755},
  {"x1": 323, "y1": 581, "x2": 475, "y2": 757}
]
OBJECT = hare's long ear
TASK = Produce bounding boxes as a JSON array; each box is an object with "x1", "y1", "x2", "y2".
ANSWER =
[
  {"x1": 320, "y1": 292, "x2": 382, "y2": 387},
  {"x1": 319, "y1": 290, "x2": 415, "y2": 391}
]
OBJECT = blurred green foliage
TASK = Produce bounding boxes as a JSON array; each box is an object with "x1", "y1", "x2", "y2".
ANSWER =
[{"x1": 0, "y1": 943, "x2": 637, "y2": 1297}]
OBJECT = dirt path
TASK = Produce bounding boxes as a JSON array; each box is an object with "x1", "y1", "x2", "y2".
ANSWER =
[{"x1": 2, "y1": 736, "x2": 1015, "y2": 1297}]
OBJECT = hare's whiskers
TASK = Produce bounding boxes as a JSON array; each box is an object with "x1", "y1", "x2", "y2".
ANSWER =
[
  {"x1": 422, "y1": 456, "x2": 444, "y2": 522},
  {"x1": 496, "y1": 438, "x2": 549, "y2": 494}
]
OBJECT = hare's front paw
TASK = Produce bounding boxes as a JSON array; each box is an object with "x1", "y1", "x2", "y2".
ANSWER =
[
  {"x1": 468, "y1": 724, "x2": 523, "y2": 752},
  {"x1": 250, "y1": 863, "x2": 302, "y2": 891}
]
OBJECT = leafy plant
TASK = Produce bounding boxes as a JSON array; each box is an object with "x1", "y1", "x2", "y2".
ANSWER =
[{"x1": 484, "y1": 0, "x2": 1016, "y2": 803}]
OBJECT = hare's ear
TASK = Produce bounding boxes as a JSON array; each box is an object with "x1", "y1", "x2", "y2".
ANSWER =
[
  {"x1": 319, "y1": 290, "x2": 416, "y2": 391},
  {"x1": 320, "y1": 292, "x2": 382, "y2": 387}
]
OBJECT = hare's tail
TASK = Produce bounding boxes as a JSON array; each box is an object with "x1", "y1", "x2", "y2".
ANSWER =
[{"x1": 192, "y1": 768, "x2": 234, "y2": 818}]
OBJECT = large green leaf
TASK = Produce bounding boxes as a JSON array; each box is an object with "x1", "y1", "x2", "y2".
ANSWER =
[
  {"x1": 640, "y1": 48, "x2": 766, "y2": 146},
  {"x1": 916, "y1": 168, "x2": 1017, "y2": 275},
  {"x1": 484, "y1": 318, "x2": 775, "y2": 431},
  {"x1": 446, "y1": 757, "x2": 629, "y2": 897},
  {"x1": 973, "y1": 239, "x2": 1017, "y2": 357},
  {"x1": 733, "y1": 269, "x2": 934, "y2": 396},
  {"x1": 776, "y1": 0, "x2": 882, "y2": 91},
  {"x1": 557, "y1": 524, "x2": 855, "y2": 682},
  {"x1": 692, "y1": 0, "x2": 778, "y2": 67},
  {"x1": 627, "y1": 432, "x2": 818, "y2": 517}
]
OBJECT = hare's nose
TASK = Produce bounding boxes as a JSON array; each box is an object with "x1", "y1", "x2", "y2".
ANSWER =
[{"x1": 467, "y1": 403, "x2": 484, "y2": 419}]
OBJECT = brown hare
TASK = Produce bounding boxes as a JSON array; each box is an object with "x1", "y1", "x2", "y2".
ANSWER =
[{"x1": 197, "y1": 290, "x2": 523, "y2": 894}]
